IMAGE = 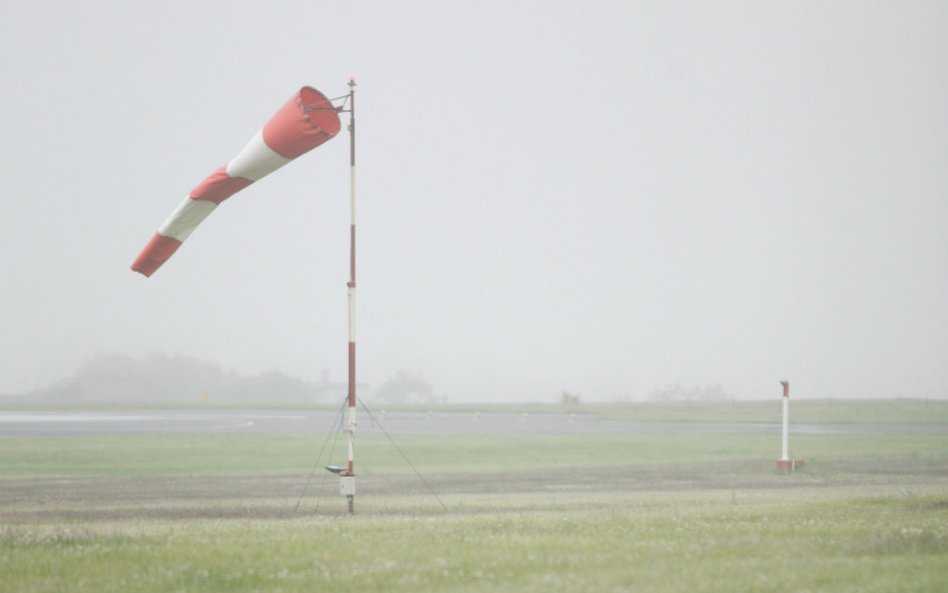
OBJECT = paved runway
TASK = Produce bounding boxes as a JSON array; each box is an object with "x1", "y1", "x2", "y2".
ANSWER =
[{"x1": 1, "y1": 409, "x2": 944, "y2": 437}]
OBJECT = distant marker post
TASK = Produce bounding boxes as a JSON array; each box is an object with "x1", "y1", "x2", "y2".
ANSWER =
[
  {"x1": 781, "y1": 381, "x2": 789, "y2": 461},
  {"x1": 775, "y1": 380, "x2": 805, "y2": 473}
]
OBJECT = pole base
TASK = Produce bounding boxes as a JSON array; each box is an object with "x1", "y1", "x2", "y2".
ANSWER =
[
  {"x1": 775, "y1": 459, "x2": 805, "y2": 473},
  {"x1": 340, "y1": 476, "x2": 356, "y2": 514}
]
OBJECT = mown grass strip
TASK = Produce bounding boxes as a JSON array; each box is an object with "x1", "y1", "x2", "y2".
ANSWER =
[{"x1": 2, "y1": 431, "x2": 946, "y2": 478}]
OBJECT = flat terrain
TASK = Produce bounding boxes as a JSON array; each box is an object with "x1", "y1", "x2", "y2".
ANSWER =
[{"x1": 1, "y1": 400, "x2": 946, "y2": 592}]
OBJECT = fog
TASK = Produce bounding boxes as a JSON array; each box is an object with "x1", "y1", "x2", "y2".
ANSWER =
[{"x1": 2, "y1": 1, "x2": 946, "y2": 402}]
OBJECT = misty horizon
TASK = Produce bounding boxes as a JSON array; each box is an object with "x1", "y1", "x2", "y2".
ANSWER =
[
  {"x1": 2, "y1": 1, "x2": 946, "y2": 403},
  {"x1": 2, "y1": 350, "x2": 942, "y2": 404}
]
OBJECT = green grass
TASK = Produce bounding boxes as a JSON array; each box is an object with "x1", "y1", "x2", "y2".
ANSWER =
[
  {"x1": 1, "y1": 430, "x2": 946, "y2": 478},
  {"x1": 2, "y1": 491, "x2": 947, "y2": 593},
  {"x1": 2, "y1": 405, "x2": 947, "y2": 593}
]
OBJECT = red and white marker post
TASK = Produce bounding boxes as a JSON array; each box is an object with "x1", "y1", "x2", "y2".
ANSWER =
[{"x1": 775, "y1": 380, "x2": 805, "y2": 473}]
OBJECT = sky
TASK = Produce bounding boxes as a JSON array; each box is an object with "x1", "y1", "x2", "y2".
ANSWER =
[{"x1": 1, "y1": 0, "x2": 946, "y2": 402}]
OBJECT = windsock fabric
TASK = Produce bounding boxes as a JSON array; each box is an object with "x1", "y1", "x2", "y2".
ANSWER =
[{"x1": 131, "y1": 86, "x2": 341, "y2": 277}]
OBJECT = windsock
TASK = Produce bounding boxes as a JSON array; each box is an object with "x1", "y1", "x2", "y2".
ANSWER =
[{"x1": 131, "y1": 86, "x2": 341, "y2": 277}]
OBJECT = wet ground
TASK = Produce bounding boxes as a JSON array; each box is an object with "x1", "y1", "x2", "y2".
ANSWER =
[{"x1": 2, "y1": 456, "x2": 946, "y2": 522}]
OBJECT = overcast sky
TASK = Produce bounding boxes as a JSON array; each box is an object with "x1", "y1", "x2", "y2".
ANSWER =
[{"x1": 1, "y1": 1, "x2": 946, "y2": 402}]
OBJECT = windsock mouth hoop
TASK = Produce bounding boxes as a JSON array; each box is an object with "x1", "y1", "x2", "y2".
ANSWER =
[
  {"x1": 298, "y1": 86, "x2": 342, "y2": 134},
  {"x1": 261, "y1": 86, "x2": 342, "y2": 159}
]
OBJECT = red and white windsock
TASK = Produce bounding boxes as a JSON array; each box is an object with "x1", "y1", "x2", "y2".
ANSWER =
[{"x1": 131, "y1": 86, "x2": 341, "y2": 277}]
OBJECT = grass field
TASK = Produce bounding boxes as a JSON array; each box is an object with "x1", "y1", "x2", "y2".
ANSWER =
[{"x1": 1, "y1": 401, "x2": 947, "y2": 592}]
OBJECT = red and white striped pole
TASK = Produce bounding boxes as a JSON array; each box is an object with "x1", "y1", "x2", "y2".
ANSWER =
[{"x1": 341, "y1": 76, "x2": 357, "y2": 513}]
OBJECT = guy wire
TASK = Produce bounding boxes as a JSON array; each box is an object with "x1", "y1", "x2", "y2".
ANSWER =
[
  {"x1": 358, "y1": 398, "x2": 448, "y2": 512},
  {"x1": 295, "y1": 397, "x2": 347, "y2": 512}
]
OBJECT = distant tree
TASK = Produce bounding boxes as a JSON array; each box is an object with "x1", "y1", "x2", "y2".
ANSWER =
[
  {"x1": 559, "y1": 391, "x2": 582, "y2": 405},
  {"x1": 229, "y1": 369, "x2": 324, "y2": 404},
  {"x1": 32, "y1": 352, "x2": 331, "y2": 405},
  {"x1": 373, "y1": 370, "x2": 436, "y2": 404}
]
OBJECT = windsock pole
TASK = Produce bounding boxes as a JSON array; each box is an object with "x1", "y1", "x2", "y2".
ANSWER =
[
  {"x1": 321, "y1": 77, "x2": 357, "y2": 511},
  {"x1": 342, "y1": 76, "x2": 357, "y2": 513}
]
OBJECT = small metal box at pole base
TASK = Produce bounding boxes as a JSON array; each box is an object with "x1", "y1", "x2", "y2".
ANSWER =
[{"x1": 340, "y1": 476, "x2": 356, "y2": 497}]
